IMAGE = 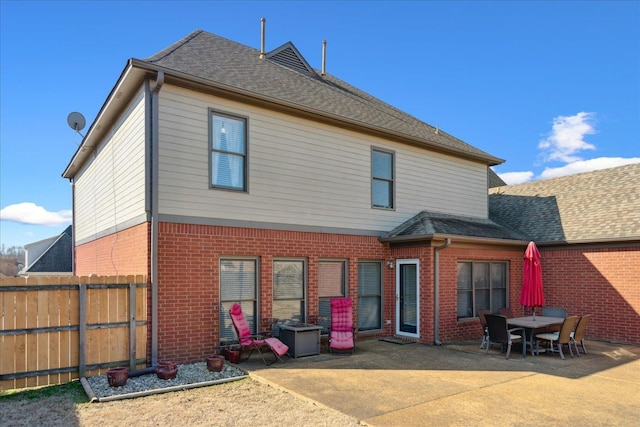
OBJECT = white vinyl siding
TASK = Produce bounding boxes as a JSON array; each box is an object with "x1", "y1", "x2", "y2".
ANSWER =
[
  {"x1": 156, "y1": 85, "x2": 489, "y2": 231},
  {"x1": 73, "y1": 89, "x2": 147, "y2": 242}
]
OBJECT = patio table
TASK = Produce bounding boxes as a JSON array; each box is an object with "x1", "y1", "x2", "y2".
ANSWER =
[{"x1": 508, "y1": 316, "x2": 564, "y2": 355}]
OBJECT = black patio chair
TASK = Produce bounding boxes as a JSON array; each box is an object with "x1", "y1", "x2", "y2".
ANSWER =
[{"x1": 485, "y1": 314, "x2": 525, "y2": 359}]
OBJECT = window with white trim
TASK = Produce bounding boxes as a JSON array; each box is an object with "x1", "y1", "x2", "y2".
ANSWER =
[
  {"x1": 457, "y1": 261, "x2": 508, "y2": 319},
  {"x1": 358, "y1": 261, "x2": 382, "y2": 331},
  {"x1": 372, "y1": 148, "x2": 395, "y2": 209},
  {"x1": 273, "y1": 260, "x2": 306, "y2": 323},
  {"x1": 210, "y1": 110, "x2": 247, "y2": 191},
  {"x1": 220, "y1": 258, "x2": 258, "y2": 343}
]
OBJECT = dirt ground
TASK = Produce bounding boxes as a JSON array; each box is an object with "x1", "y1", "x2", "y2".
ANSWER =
[{"x1": 0, "y1": 377, "x2": 364, "y2": 426}]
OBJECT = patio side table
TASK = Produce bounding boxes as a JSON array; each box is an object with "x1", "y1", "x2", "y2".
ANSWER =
[{"x1": 277, "y1": 323, "x2": 323, "y2": 358}]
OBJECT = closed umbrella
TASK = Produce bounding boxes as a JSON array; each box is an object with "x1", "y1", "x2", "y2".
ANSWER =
[{"x1": 520, "y1": 241, "x2": 545, "y2": 320}]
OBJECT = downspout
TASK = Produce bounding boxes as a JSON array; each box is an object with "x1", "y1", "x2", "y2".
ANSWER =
[
  {"x1": 69, "y1": 178, "x2": 76, "y2": 274},
  {"x1": 433, "y1": 238, "x2": 451, "y2": 345},
  {"x1": 149, "y1": 71, "x2": 164, "y2": 366}
]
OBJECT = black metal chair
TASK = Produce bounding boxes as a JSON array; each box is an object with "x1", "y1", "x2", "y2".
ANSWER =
[{"x1": 485, "y1": 314, "x2": 525, "y2": 359}]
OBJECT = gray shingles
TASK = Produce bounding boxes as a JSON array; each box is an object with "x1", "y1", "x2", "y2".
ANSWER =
[
  {"x1": 139, "y1": 30, "x2": 502, "y2": 165},
  {"x1": 381, "y1": 211, "x2": 527, "y2": 242},
  {"x1": 489, "y1": 163, "x2": 640, "y2": 243}
]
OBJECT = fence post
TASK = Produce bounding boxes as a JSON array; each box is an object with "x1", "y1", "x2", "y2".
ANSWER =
[
  {"x1": 129, "y1": 282, "x2": 136, "y2": 370},
  {"x1": 78, "y1": 283, "x2": 86, "y2": 378}
]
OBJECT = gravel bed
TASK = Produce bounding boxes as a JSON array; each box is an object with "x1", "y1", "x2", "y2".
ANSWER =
[{"x1": 84, "y1": 362, "x2": 247, "y2": 400}]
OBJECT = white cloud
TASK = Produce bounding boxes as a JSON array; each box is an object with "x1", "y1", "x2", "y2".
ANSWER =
[
  {"x1": 0, "y1": 203, "x2": 72, "y2": 226},
  {"x1": 539, "y1": 157, "x2": 640, "y2": 180},
  {"x1": 538, "y1": 112, "x2": 596, "y2": 162},
  {"x1": 498, "y1": 171, "x2": 534, "y2": 185}
]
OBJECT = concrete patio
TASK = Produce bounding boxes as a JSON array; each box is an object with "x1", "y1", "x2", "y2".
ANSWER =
[{"x1": 240, "y1": 338, "x2": 640, "y2": 426}]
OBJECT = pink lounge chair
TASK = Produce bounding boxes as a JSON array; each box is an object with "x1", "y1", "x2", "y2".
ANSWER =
[
  {"x1": 329, "y1": 298, "x2": 355, "y2": 354},
  {"x1": 229, "y1": 303, "x2": 289, "y2": 365}
]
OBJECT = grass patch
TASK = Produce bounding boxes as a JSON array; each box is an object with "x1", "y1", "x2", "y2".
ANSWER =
[{"x1": 0, "y1": 381, "x2": 88, "y2": 403}]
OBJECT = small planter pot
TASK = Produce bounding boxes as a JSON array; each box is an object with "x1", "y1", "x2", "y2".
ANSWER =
[
  {"x1": 156, "y1": 361, "x2": 178, "y2": 380},
  {"x1": 228, "y1": 348, "x2": 241, "y2": 364},
  {"x1": 206, "y1": 355, "x2": 225, "y2": 372},
  {"x1": 106, "y1": 367, "x2": 129, "y2": 387}
]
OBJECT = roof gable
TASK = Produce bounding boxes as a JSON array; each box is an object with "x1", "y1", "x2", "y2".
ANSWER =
[
  {"x1": 266, "y1": 42, "x2": 317, "y2": 77},
  {"x1": 24, "y1": 226, "x2": 73, "y2": 273}
]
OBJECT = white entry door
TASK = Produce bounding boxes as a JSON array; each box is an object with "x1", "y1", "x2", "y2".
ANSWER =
[{"x1": 396, "y1": 259, "x2": 419, "y2": 338}]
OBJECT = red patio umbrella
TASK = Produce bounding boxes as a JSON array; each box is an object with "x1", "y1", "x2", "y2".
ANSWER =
[{"x1": 520, "y1": 241, "x2": 545, "y2": 320}]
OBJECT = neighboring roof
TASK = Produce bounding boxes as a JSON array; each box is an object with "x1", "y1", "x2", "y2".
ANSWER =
[
  {"x1": 489, "y1": 163, "x2": 640, "y2": 245},
  {"x1": 488, "y1": 168, "x2": 507, "y2": 188},
  {"x1": 23, "y1": 226, "x2": 73, "y2": 273},
  {"x1": 380, "y1": 210, "x2": 528, "y2": 244},
  {"x1": 63, "y1": 29, "x2": 503, "y2": 178}
]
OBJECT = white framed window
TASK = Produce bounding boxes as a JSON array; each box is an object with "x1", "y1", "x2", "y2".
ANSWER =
[
  {"x1": 358, "y1": 261, "x2": 382, "y2": 331},
  {"x1": 210, "y1": 110, "x2": 247, "y2": 191},
  {"x1": 318, "y1": 260, "x2": 347, "y2": 332},
  {"x1": 372, "y1": 147, "x2": 395, "y2": 209},
  {"x1": 273, "y1": 259, "x2": 306, "y2": 322},
  {"x1": 220, "y1": 258, "x2": 258, "y2": 342},
  {"x1": 457, "y1": 261, "x2": 508, "y2": 319}
]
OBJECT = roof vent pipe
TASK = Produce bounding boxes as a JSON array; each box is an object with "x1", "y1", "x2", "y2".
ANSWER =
[
  {"x1": 321, "y1": 40, "x2": 327, "y2": 75},
  {"x1": 260, "y1": 17, "x2": 266, "y2": 59}
]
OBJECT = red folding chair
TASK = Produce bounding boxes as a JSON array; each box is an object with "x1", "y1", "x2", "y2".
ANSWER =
[{"x1": 229, "y1": 303, "x2": 288, "y2": 365}]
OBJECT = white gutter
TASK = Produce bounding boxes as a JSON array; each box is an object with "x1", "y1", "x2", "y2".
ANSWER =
[
  {"x1": 433, "y1": 238, "x2": 451, "y2": 345},
  {"x1": 149, "y1": 71, "x2": 164, "y2": 365}
]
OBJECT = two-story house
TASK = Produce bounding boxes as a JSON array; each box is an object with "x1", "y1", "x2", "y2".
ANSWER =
[{"x1": 63, "y1": 29, "x2": 532, "y2": 364}]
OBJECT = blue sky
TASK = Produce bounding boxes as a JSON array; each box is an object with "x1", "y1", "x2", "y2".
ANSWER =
[{"x1": 1, "y1": 1, "x2": 639, "y2": 249}]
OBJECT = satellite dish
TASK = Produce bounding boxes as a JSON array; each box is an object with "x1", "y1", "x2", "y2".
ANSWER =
[{"x1": 67, "y1": 112, "x2": 86, "y2": 132}]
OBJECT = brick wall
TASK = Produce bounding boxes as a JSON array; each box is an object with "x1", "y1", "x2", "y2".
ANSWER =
[
  {"x1": 156, "y1": 222, "x2": 390, "y2": 363},
  {"x1": 75, "y1": 222, "x2": 639, "y2": 362},
  {"x1": 541, "y1": 246, "x2": 640, "y2": 344},
  {"x1": 75, "y1": 223, "x2": 150, "y2": 276}
]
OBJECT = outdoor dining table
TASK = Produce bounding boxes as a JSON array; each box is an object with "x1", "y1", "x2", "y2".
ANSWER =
[{"x1": 508, "y1": 316, "x2": 564, "y2": 355}]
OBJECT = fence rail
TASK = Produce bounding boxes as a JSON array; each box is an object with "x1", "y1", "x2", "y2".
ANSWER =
[{"x1": 0, "y1": 275, "x2": 147, "y2": 391}]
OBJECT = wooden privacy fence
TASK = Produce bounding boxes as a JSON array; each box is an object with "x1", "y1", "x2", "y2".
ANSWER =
[{"x1": 0, "y1": 275, "x2": 147, "y2": 391}]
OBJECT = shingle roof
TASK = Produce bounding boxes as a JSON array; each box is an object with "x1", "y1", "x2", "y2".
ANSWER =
[
  {"x1": 488, "y1": 168, "x2": 507, "y2": 188},
  {"x1": 489, "y1": 163, "x2": 640, "y2": 244},
  {"x1": 380, "y1": 210, "x2": 528, "y2": 243},
  {"x1": 25, "y1": 226, "x2": 73, "y2": 273},
  {"x1": 139, "y1": 30, "x2": 502, "y2": 165}
]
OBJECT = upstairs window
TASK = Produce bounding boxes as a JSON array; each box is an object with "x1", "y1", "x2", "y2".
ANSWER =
[
  {"x1": 372, "y1": 148, "x2": 395, "y2": 209},
  {"x1": 210, "y1": 110, "x2": 247, "y2": 191}
]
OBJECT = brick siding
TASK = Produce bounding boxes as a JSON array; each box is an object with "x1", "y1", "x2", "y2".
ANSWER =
[
  {"x1": 74, "y1": 222, "x2": 639, "y2": 363},
  {"x1": 75, "y1": 223, "x2": 150, "y2": 276},
  {"x1": 155, "y1": 222, "x2": 390, "y2": 363},
  {"x1": 541, "y1": 246, "x2": 640, "y2": 344}
]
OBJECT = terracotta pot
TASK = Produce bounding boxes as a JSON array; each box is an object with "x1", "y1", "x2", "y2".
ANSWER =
[
  {"x1": 156, "y1": 361, "x2": 178, "y2": 380},
  {"x1": 106, "y1": 367, "x2": 129, "y2": 387},
  {"x1": 228, "y1": 349, "x2": 241, "y2": 364},
  {"x1": 157, "y1": 360, "x2": 177, "y2": 370},
  {"x1": 206, "y1": 355, "x2": 225, "y2": 372}
]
